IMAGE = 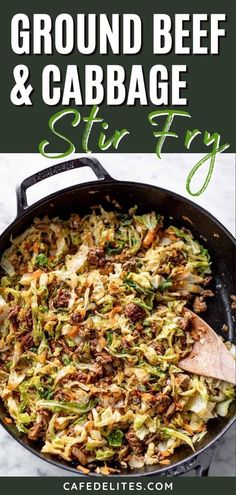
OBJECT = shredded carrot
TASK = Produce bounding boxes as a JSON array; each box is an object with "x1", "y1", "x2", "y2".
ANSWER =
[
  {"x1": 159, "y1": 459, "x2": 171, "y2": 465},
  {"x1": 183, "y1": 424, "x2": 194, "y2": 434},
  {"x1": 161, "y1": 450, "x2": 171, "y2": 458},
  {"x1": 77, "y1": 465, "x2": 90, "y2": 474},
  {"x1": 4, "y1": 417, "x2": 12, "y2": 424},
  {"x1": 100, "y1": 464, "x2": 110, "y2": 475},
  {"x1": 84, "y1": 421, "x2": 93, "y2": 432},
  {"x1": 68, "y1": 325, "x2": 80, "y2": 337},
  {"x1": 33, "y1": 242, "x2": 39, "y2": 253},
  {"x1": 143, "y1": 229, "x2": 156, "y2": 247},
  {"x1": 78, "y1": 309, "x2": 87, "y2": 320},
  {"x1": 109, "y1": 305, "x2": 122, "y2": 319},
  {"x1": 32, "y1": 269, "x2": 43, "y2": 279},
  {"x1": 98, "y1": 336, "x2": 106, "y2": 350},
  {"x1": 37, "y1": 351, "x2": 46, "y2": 364}
]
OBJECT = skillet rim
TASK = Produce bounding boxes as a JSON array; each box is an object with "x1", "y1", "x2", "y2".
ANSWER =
[{"x1": 1, "y1": 177, "x2": 235, "y2": 247}]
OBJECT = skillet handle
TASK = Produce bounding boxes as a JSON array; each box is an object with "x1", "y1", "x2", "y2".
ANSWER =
[{"x1": 16, "y1": 157, "x2": 112, "y2": 216}]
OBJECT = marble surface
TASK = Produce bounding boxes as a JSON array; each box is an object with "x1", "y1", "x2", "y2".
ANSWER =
[{"x1": 0, "y1": 152, "x2": 235, "y2": 477}]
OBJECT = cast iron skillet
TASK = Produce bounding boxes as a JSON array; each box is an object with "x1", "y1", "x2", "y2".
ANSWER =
[{"x1": 0, "y1": 157, "x2": 235, "y2": 476}]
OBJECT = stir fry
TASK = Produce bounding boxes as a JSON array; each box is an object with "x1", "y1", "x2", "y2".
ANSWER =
[{"x1": 0, "y1": 206, "x2": 235, "y2": 474}]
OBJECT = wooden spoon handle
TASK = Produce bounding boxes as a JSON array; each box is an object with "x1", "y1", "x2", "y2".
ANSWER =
[{"x1": 179, "y1": 311, "x2": 236, "y2": 385}]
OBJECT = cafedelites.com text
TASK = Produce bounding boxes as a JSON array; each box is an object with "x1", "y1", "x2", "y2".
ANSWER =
[{"x1": 63, "y1": 480, "x2": 173, "y2": 492}]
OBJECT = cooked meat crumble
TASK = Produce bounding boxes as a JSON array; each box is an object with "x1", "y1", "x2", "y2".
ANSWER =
[{"x1": 124, "y1": 303, "x2": 146, "y2": 323}]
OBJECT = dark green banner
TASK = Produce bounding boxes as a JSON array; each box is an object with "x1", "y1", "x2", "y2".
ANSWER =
[
  {"x1": 0, "y1": 0, "x2": 235, "y2": 153},
  {"x1": 0, "y1": 476, "x2": 235, "y2": 495}
]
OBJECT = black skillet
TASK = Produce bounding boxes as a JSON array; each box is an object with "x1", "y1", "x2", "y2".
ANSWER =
[{"x1": 0, "y1": 157, "x2": 235, "y2": 476}]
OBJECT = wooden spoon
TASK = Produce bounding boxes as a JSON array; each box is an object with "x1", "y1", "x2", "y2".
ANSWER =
[{"x1": 179, "y1": 310, "x2": 236, "y2": 385}]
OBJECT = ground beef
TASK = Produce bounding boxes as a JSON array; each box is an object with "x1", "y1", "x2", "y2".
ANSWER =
[
  {"x1": 175, "y1": 373, "x2": 190, "y2": 390},
  {"x1": 53, "y1": 389, "x2": 70, "y2": 401},
  {"x1": 20, "y1": 332, "x2": 34, "y2": 350},
  {"x1": 18, "y1": 261, "x2": 30, "y2": 276},
  {"x1": 169, "y1": 252, "x2": 185, "y2": 264},
  {"x1": 96, "y1": 351, "x2": 113, "y2": 364},
  {"x1": 122, "y1": 338, "x2": 132, "y2": 350},
  {"x1": 49, "y1": 338, "x2": 73, "y2": 358},
  {"x1": 99, "y1": 262, "x2": 114, "y2": 275},
  {"x1": 72, "y1": 371, "x2": 88, "y2": 383},
  {"x1": 178, "y1": 291, "x2": 193, "y2": 301},
  {"x1": 201, "y1": 289, "x2": 214, "y2": 299},
  {"x1": 154, "y1": 393, "x2": 171, "y2": 414},
  {"x1": 202, "y1": 276, "x2": 212, "y2": 287},
  {"x1": 126, "y1": 428, "x2": 144, "y2": 455},
  {"x1": 90, "y1": 338, "x2": 99, "y2": 355},
  {"x1": 8, "y1": 305, "x2": 20, "y2": 328},
  {"x1": 122, "y1": 258, "x2": 137, "y2": 272},
  {"x1": 190, "y1": 324, "x2": 207, "y2": 341},
  {"x1": 70, "y1": 312, "x2": 84, "y2": 324},
  {"x1": 193, "y1": 296, "x2": 207, "y2": 314},
  {"x1": 144, "y1": 433, "x2": 160, "y2": 445},
  {"x1": 49, "y1": 340, "x2": 58, "y2": 353},
  {"x1": 8, "y1": 305, "x2": 20, "y2": 320},
  {"x1": 28, "y1": 410, "x2": 50, "y2": 440},
  {"x1": 68, "y1": 214, "x2": 81, "y2": 230},
  {"x1": 176, "y1": 311, "x2": 193, "y2": 331},
  {"x1": 87, "y1": 247, "x2": 106, "y2": 267},
  {"x1": 77, "y1": 327, "x2": 96, "y2": 339},
  {"x1": 59, "y1": 338, "x2": 74, "y2": 355},
  {"x1": 134, "y1": 322, "x2": 144, "y2": 333},
  {"x1": 53, "y1": 288, "x2": 71, "y2": 309},
  {"x1": 151, "y1": 342, "x2": 164, "y2": 355},
  {"x1": 178, "y1": 334, "x2": 187, "y2": 349},
  {"x1": 88, "y1": 363, "x2": 104, "y2": 383},
  {"x1": 128, "y1": 390, "x2": 141, "y2": 406},
  {"x1": 124, "y1": 303, "x2": 146, "y2": 323},
  {"x1": 23, "y1": 310, "x2": 33, "y2": 331},
  {"x1": 132, "y1": 323, "x2": 146, "y2": 339},
  {"x1": 231, "y1": 295, "x2": 236, "y2": 310},
  {"x1": 165, "y1": 402, "x2": 176, "y2": 418}
]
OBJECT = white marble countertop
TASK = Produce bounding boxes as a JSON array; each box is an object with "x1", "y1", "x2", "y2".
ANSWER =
[{"x1": 0, "y1": 152, "x2": 235, "y2": 476}]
